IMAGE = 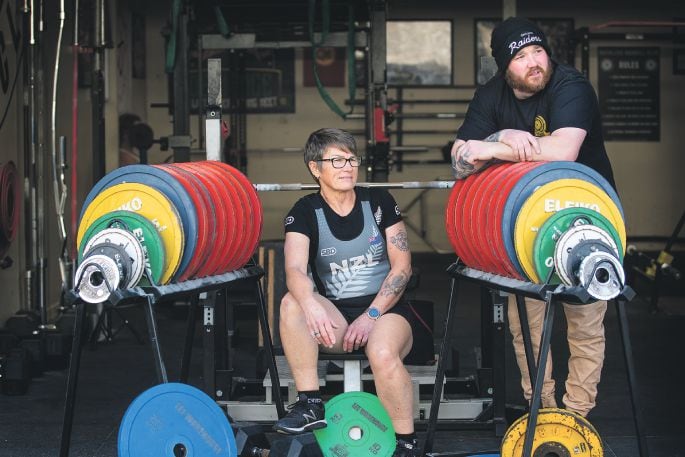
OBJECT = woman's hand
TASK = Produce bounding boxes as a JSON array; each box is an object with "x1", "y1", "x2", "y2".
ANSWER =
[
  {"x1": 302, "y1": 298, "x2": 339, "y2": 348},
  {"x1": 342, "y1": 315, "x2": 375, "y2": 352}
]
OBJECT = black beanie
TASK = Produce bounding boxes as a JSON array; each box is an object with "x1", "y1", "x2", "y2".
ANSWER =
[{"x1": 490, "y1": 17, "x2": 551, "y2": 72}]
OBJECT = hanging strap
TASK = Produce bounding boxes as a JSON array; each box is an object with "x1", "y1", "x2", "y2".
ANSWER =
[
  {"x1": 308, "y1": 0, "x2": 356, "y2": 119},
  {"x1": 213, "y1": 4, "x2": 230, "y2": 38},
  {"x1": 165, "y1": 0, "x2": 182, "y2": 73}
]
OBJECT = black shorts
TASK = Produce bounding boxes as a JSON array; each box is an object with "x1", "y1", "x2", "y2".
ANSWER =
[{"x1": 336, "y1": 298, "x2": 434, "y2": 365}]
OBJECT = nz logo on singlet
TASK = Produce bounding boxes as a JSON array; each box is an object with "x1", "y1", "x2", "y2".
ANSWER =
[{"x1": 326, "y1": 243, "x2": 385, "y2": 299}]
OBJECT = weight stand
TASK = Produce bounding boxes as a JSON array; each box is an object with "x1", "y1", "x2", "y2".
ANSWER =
[
  {"x1": 58, "y1": 266, "x2": 284, "y2": 457},
  {"x1": 423, "y1": 262, "x2": 647, "y2": 457}
]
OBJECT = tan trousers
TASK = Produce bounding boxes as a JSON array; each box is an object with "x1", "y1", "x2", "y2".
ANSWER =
[{"x1": 507, "y1": 296, "x2": 607, "y2": 417}]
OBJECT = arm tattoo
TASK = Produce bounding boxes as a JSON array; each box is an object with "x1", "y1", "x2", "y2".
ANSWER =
[
  {"x1": 379, "y1": 270, "x2": 410, "y2": 297},
  {"x1": 484, "y1": 131, "x2": 502, "y2": 142},
  {"x1": 390, "y1": 231, "x2": 409, "y2": 252},
  {"x1": 453, "y1": 152, "x2": 475, "y2": 179}
]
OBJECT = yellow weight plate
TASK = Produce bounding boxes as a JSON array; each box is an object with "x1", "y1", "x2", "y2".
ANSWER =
[
  {"x1": 77, "y1": 183, "x2": 184, "y2": 284},
  {"x1": 501, "y1": 408, "x2": 603, "y2": 457},
  {"x1": 514, "y1": 179, "x2": 626, "y2": 283}
]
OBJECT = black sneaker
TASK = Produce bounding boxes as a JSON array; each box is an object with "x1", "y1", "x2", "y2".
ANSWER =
[
  {"x1": 391, "y1": 439, "x2": 420, "y2": 457},
  {"x1": 272, "y1": 394, "x2": 327, "y2": 434}
]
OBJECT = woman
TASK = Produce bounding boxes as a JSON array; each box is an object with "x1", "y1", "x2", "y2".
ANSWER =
[{"x1": 273, "y1": 128, "x2": 421, "y2": 457}]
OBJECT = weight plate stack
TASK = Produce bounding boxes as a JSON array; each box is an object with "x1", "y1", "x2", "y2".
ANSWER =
[{"x1": 77, "y1": 161, "x2": 264, "y2": 286}]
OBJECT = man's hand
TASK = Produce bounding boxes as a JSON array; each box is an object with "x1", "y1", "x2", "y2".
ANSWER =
[
  {"x1": 302, "y1": 299, "x2": 339, "y2": 348},
  {"x1": 450, "y1": 140, "x2": 498, "y2": 179},
  {"x1": 496, "y1": 129, "x2": 541, "y2": 161},
  {"x1": 342, "y1": 315, "x2": 375, "y2": 352}
]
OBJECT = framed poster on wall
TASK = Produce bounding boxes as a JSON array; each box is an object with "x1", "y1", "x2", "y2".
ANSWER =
[
  {"x1": 474, "y1": 18, "x2": 575, "y2": 85},
  {"x1": 189, "y1": 48, "x2": 296, "y2": 114},
  {"x1": 386, "y1": 20, "x2": 453, "y2": 86}
]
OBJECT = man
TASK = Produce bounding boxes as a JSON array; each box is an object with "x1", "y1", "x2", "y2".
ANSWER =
[
  {"x1": 274, "y1": 128, "x2": 424, "y2": 457},
  {"x1": 450, "y1": 17, "x2": 616, "y2": 417}
]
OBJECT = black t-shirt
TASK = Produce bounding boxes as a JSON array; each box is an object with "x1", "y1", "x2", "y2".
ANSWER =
[
  {"x1": 284, "y1": 187, "x2": 403, "y2": 307},
  {"x1": 457, "y1": 62, "x2": 616, "y2": 190},
  {"x1": 284, "y1": 186, "x2": 403, "y2": 260}
]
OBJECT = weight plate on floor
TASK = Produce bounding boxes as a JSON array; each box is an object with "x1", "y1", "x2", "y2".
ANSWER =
[
  {"x1": 118, "y1": 382, "x2": 237, "y2": 457},
  {"x1": 500, "y1": 407, "x2": 603, "y2": 457},
  {"x1": 74, "y1": 254, "x2": 122, "y2": 304},
  {"x1": 78, "y1": 211, "x2": 165, "y2": 286},
  {"x1": 78, "y1": 183, "x2": 184, "y2": 284},
  {"x1": 514, "y1": 178, "x2": 625, "y2": 283},
  {"x1": 313, "y1": 391, "x2": 396, "y2": 457},
  {"x1": 80, "y1": 165, "x2": 198, "y2": 282},
  {"x1": 502, "y1": 162, "x2": 623, "y2": 279},
  {"x1": 533, "y1": 208, "x2": 623, "y2": 285},
  {"x1": 82, "y1": 228, "x2": 145, "y2": 288},
  {"x1": 554, "y1": 225, "x2": 619, "y2": 286}
]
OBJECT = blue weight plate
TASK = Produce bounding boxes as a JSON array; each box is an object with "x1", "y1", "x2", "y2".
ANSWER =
[
  {"x1": 501, "y1": 161, "x2": 624, "y2": 278},
  {"x1": 80, "y1": 165, "x2": 198, "y2": 282},
  {"x1": 118, "y1": 382, "x2": 236, "y2": 457}
]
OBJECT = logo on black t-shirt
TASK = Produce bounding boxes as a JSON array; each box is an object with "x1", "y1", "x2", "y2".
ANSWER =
[
  {"x1": 534, "y1": 115, "x2": 550, "y2": 137},
  {"x1": 284, "y1": 216, "x2": 294, "y2": 226}
]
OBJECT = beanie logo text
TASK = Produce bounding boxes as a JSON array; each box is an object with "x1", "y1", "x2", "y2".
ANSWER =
[{"x1": 508, "y1": 32, "x2": 543, "y2": 56}]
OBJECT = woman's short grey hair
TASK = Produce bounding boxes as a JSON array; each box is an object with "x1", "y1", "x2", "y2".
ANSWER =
[{"x1": 304, "y1": 128, "x2": 357, "y2": 165}]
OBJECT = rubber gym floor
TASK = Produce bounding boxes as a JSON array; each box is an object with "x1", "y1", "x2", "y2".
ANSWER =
[{"x1": 0, "y1": 252, "x2": 682, "y2": 457}]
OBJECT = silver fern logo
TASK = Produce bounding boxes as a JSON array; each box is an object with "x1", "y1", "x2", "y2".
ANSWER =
[
  {"x1": 374, "y1": 206, "x2": 382, "y2": 225},
  {"x1": 326, "y1": 244, "x2": 385, "y2": 299}
]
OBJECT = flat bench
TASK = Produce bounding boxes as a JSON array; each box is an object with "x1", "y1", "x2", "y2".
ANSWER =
[{"x1": 263, "y1": 355, "x2": 441, "y2": 418}]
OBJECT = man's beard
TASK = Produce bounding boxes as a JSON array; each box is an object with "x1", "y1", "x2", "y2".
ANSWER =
[{"x1": 505, "y1": 63, "x2": 553, "y2": 95}]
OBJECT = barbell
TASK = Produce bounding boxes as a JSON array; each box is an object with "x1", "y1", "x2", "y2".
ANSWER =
[
  {"x1": 75, "y1": 161, "x2": 627, "y2": 301},
  {"x1": 253, "y1": 181, "x2": 455, "y2": 192}
]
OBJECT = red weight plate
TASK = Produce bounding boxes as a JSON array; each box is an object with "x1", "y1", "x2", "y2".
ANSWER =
[
  {"x1": 161, "y1": 164, "x2": 213, "y2": 280},
  {"x1": 172, "y1": 162, "x2": 226, "y2": 277},
  {"x1": 491, "y1": 162, "x2": 541, "y2": 279},
  {"x1": 206, "y1": 161, "x2": 263, "y2": 269},
  {"x1": 197, "y1": 162, "x2": 249, "y2": 273},
  {"x1": 463, "y1": 165, "x2": 500, "y2": 273},
  {"x1": 444, "y1": 179, "x2": 466, "y2": 259},
  {"x1": 177, "y1": 162, "x2": 237, "y2": 276},
  {"x1": 478, "y1": 164, "x2": 520, "y2": 276},
  {"x1": 469, "y1": 163, "x2": 509, "y2": 275},
  {"x1": 491, "y1": 163, "x2": 537, "y2": 279},
  {"x1": 186, "y1": 163, "x2": 236, "y2": 276},
  {"x1": 454, "y1": 174, "x2": 480, "y2": 269},
  {"x1": 154, "y1": 165, "x2": 205, "y2": 281}
]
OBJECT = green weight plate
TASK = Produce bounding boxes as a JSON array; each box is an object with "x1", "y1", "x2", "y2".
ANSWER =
[
  {"x1": 533, "y1": 207, "x2": 624, "y2": 285},
  {"x1": 514, "y1": 178, "x2": 626, "y2": 283},
  {"x1": 313, "y1": 392, "x2": 396, "y2": 457},
  {"x1": 78, "y1": 183, "x2": 183, "y2": 284},
  {"x1": 78, "y1": 210, "x2": 165, "y2": 286}
]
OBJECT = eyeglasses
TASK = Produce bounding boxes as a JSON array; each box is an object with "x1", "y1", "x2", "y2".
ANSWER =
[{"x1": 316, "y1": 156, "x2": 363, "y2": 168}]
